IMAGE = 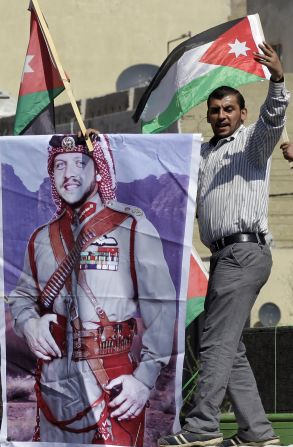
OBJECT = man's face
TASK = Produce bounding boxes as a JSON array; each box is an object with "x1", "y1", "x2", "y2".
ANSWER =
[
  {"x1": 207, "y1": 94, "x2": 247, "y2": 139},
  {"x1": 54, "y1": 152, "x2": 96, "y2": 206}
]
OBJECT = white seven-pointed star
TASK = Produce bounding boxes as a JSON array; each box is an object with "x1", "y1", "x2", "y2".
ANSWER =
[
  {"x1": 228, "y1": 39, "x2": 250, "y2": 57},
  {"x1": 21, "y1": 55, "x2": 34, "y2": 82}
]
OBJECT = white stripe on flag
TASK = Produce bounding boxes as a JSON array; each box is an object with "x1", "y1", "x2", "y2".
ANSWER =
[
  {"x1": 248, "y1": 14, "x2": 270, "y2": 80},
  {"x1": 142, "y1": 41, "x2": 217, "y2": 122}
]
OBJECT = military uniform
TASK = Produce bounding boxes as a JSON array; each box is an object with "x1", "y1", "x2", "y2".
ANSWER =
[{"x1": 9, "y1": 194, "x2": 176, "y2": 445}]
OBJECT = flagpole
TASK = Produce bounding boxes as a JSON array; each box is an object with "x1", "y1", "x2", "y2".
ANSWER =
[
  {"x1": 30, "y1": 0, "x2": 93, "y2": 152},
  {"x1": 281, "y1": 128, "x2": 293, "y2": 169}
]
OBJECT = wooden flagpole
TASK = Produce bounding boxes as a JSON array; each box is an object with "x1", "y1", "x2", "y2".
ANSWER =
[{"x1": 31, "y1": 0, "x2": 93, "y2": 151}]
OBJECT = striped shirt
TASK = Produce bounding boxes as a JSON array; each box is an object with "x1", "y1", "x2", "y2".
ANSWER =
[{"x1": 197, "y1": 81, "x2": 290, "y2": 248}]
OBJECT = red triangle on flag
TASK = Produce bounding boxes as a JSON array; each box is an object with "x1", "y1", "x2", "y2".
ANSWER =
[
  {"x1": 19, "y1": 10, "x2": 64, "y2": 96},
  {"x1": 200, "y1": 17, "x2": 265, "y2": 78},
  {"x1": 187, "y1": 251, "x2": 208, "y2": 299}
]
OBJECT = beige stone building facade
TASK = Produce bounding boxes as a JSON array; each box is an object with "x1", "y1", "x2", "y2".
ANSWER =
[{"x1": 0, "y1": 0, "x2": 236, "y2": 105}]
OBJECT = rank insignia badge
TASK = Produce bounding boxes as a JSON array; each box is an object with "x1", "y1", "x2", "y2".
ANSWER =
[{"x1": 80, "y1": 247, "x2": 119, "y2": 271}]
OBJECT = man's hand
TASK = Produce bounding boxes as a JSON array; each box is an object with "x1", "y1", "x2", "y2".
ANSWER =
[
  {"x1": 106, "y1": 375, "x2": 150, "y2": 420},
  {"x1": 23, "y1": 314, "x2": 62, "y2": 361},
  {"x1": 77, "y1": 128, "x2": 100, "y2": 140},
  {"x1": 254, "y1": 42, "x2": 284, "y2": 82},
  {"x1": 280, "y1": 142, "x2": 293, "y2": 162}
]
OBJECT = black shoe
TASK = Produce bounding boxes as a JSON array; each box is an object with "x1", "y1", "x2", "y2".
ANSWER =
[
  {"x1": 157, "y1": 430, "x2": 223, "y2": 446},
  {"x1": 221, "y1": 434, "x2": 281, "y2": 446}
]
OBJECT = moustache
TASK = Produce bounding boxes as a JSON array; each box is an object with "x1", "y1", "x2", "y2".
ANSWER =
[{"x1": 63, "y1": 176, "x2": 82, "y2": 188}]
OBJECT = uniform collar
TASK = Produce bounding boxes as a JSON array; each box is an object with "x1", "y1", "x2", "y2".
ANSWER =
[{"x1": 65, "y1": 193, "x2": 104, "y2": 226}]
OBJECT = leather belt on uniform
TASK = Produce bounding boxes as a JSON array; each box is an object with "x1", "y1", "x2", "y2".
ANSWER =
[
  {"x1": 73, "y1": 318, "x2": 137, "y2": 361},
  {"x1": 210, "y1": 232, "x2": 266, "y2": 253}
]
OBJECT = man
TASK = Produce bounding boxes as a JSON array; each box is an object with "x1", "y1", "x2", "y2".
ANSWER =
[
  {"x1": 9, "y1": 132, "x2": 176, "y2": 445},
  {"x1": 158, "y1": 42, "x2": 289, "y2": 447}
]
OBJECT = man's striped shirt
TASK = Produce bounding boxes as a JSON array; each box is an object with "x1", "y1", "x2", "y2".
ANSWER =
[{"x1": 196, "y1": 81, "x2": 290, "y2": 248}]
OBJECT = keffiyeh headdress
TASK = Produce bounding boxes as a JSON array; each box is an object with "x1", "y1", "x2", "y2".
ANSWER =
[{"x1": 47, "y1": 133, "x2": 116, "y2": 215}]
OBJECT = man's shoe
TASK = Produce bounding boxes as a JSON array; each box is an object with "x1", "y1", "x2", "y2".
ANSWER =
[
  {"x1": 221, "y1": 434, "x2": 281, "y2": 446},
  {"x1": 157, "y1": 430, "x2": 223, "y2": 446}
]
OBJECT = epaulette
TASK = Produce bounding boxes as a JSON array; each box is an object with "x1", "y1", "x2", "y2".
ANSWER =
[{"x1": 107, "y1": 201, "x2": 144, "y2": 220}]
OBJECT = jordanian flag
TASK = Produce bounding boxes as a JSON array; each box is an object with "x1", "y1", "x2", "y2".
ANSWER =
[
  {"x1": 14, "y1": 7, "x2": 64, "y2": 135},
  {"x1": 186, "y1": 248, "x2": 208, "y2": 327},
  {"x1": 133, "y1": 14, "x2": 270, "y2": 134}
]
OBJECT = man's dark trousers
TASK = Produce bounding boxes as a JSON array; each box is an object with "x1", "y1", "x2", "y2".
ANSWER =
[{"x1": 184, "y1": 241, "x2": 276, "y2": 442}]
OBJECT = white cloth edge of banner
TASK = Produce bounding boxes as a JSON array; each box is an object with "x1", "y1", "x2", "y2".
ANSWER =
[
  {"x1": 172, "y1": 133, "x2": 201, "y2": 434},
  {"x1": 0, "y1": 156, "x2": 8, "y2": 441}
]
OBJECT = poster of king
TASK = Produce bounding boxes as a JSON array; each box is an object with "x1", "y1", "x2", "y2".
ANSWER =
[{"x1": 0, "y1": 133, "x2": 200, "y2": 447}]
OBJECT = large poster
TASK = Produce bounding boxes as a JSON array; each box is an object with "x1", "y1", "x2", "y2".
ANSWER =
[{"x1": 0, "y1": 133, "x2": 200, "y2": 447}]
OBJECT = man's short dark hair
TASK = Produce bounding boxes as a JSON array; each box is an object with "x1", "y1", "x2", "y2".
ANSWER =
[{"x1": 207, "y1": 86, "x2": 245, "y2": 110}]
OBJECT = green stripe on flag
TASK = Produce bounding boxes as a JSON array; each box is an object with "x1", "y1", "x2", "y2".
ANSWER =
[
  {"x1": 142, "y1": 66, "x2": 264, "y2": 134},
  {"x1": 186, "y1": 297, "x2": 205, "y2": 327},
  {"x1": 14, "y1": 87, "x2": 64, "y2": 135}
]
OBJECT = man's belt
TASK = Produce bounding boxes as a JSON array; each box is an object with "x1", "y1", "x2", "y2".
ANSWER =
[
  {"x1": 73, "y1": 318, "x2": 137, "y2": 361},
  {"x1": 210, "y1": 232, "x2": 266, "y2": 253}
]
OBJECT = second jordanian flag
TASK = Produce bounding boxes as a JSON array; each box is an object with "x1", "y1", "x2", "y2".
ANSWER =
[{"x1": 133, "y1": 14, "x2": 270, "y2": 134}]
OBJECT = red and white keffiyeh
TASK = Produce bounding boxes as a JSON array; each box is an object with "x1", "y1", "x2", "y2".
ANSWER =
[{"x1": 47, "y1": 133, "x2": 117, "y2": 215}]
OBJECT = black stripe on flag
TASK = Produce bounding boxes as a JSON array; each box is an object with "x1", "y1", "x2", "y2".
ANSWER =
[
  {"x1": 132, "y1": 16, "x2": 244, "y2": 123},
  {"x1": 22, "y1": 103, "x2": 56, "y2": 135}
]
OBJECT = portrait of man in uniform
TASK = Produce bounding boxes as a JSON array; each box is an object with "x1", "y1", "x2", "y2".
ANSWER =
[{"x1": 7, "y1": 133, "x2": 178, "y2": 446}]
